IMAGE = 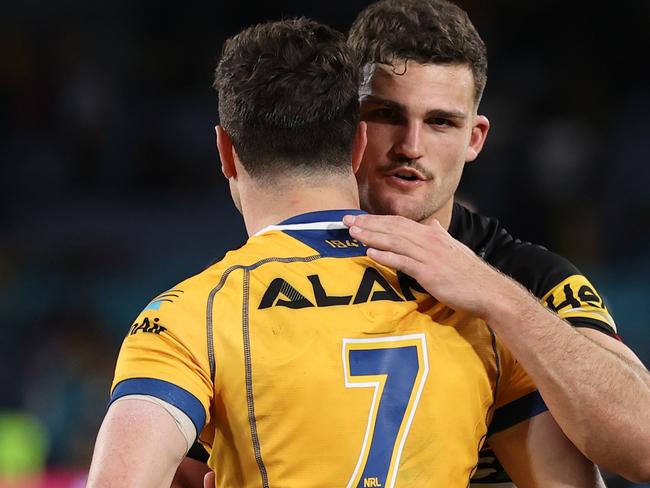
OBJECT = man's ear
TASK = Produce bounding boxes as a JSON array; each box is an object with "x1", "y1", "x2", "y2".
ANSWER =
[
  {"x1": 466, "y1": 115, "x2": 490, "y2": 163},
  {"x1": 351, "y1": 121, "x2": 368, "y2": 175},
  {"x1": 216, "y1": 125, "x2": 237, "y2": 178}
]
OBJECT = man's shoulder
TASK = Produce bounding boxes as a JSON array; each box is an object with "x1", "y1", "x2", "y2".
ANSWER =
[
  {"x1": 450, "y1": 202, "x2": 580, "y2": 299},
  {"x1": 197, "y1": 229, "x2": 335, "y2": 294},
  {"x1": 451, "y1": 203, "x2": 617, "y2": 337},
  {"x1": 133, "y1": 242, "x2": 272, "y2": 319}
]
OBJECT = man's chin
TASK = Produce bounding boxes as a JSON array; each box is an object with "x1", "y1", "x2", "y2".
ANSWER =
[{"x1": 370, "y1": 200, "x2": 432, "y2": 222}]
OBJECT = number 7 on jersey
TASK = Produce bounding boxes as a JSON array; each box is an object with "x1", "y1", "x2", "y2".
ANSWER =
[{"x1": 342, "y1": 334, "x2": 429, "y2": 488}]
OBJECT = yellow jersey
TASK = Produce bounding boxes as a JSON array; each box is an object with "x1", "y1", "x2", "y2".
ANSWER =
[{"x1": 111, "y1": 209, "x2": 546, "y2": 488}]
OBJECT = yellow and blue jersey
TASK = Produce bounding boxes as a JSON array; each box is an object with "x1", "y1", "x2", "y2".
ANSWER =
[{"x1": 111, "y1": 209, "x2": 546, "y2": 488}]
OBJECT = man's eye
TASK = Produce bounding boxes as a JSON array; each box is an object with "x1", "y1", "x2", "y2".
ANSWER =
[
  {"x1": 363, "y1": 108, "x2": 400, "y2": 123},
  {"x1": 429, "y1": 117, "x2": 453, "y2": 127},
  {"x1": 374, "y1": 109, "x2": 394, "y2": 118}
]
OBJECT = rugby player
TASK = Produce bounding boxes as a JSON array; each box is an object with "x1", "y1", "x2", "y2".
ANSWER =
[
  {"x1": 344, "y1": 0, "x2": 650, "y2": 484},
  {"x1": 87, "y1": 17, "x2": 603, "y2": 488}
]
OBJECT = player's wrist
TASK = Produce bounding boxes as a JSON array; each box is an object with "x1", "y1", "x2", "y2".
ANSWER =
[{"x1": 480, "y1": 273, "x2": 538, "y2": 329}]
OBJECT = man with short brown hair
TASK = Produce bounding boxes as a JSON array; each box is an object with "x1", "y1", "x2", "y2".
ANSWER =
[{"x1": 346, "y1": 0, "x2": 650, "y2": 484}]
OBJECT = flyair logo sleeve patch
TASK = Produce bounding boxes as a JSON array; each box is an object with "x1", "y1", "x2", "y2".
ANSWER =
[
  {"x1": 541, "y1": 275, "x2": 617, "y2": 334},
  {"x1": 144, "y1": 289, "x2": 185, "y2": 311}
]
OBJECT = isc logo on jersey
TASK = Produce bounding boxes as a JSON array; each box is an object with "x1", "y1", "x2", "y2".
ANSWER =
[{"x1": 542, "y1": 275, "x2": 617, "y2": 332}]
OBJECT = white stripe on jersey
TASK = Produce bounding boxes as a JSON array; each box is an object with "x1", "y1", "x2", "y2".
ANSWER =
[{"x1": 254, "y1": 221, "x2": 347, "y2": 236}]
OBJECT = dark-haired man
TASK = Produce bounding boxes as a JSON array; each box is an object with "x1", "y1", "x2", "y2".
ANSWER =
[
  {"x1": 344, "y1": 0, "x2": 650, "y2": 484},
  {"x1": 87, "y1": 16, "x2": 601, "y2": 488}
]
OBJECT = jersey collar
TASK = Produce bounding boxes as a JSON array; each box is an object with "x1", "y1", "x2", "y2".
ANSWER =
[{"x1": 253, "y1": 209, "x2": 367, "y2": 236}]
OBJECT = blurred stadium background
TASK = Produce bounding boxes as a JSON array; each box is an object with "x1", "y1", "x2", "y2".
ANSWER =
[{"x1": 1, "y1": 0, "x2": 648, "y2": 486}]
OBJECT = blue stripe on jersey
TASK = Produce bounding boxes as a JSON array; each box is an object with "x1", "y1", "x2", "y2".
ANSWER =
[
  {"x1": 279, "y1": 209, "x2": 367, "y2": 225},
  {"x1": 111, "y1": 378, "x2": 206, "y2": 436},
  {"x1": 283, "y1": 228, "x2": 369, "y2": 258},
  {"x1": 487, "y1": 390, "x2": 548, "y2": 437}
]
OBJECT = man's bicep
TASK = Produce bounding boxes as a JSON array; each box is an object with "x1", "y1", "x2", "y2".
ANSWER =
[
  {"x1": 489, "y1": 411, "x2": 605, "y2": 488},
  {"x1": 87, "y1": 398, "x2": 188, "y2": 488}
]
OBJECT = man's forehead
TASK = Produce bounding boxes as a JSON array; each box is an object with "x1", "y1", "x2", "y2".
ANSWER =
[
  {"x1": 359, "y1": 61, "x2": 475, "y2": 114},
  {"x1": 358, "y1": 62, "x2": 403, "y2": 98}
]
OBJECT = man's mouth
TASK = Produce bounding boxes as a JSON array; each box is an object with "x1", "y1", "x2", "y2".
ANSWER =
[
  {"x1": 393, "y1": 172, "x2": 419, "y2": 181},
  {"x1": 385, "y1": 166, "x2": 427, "y2": 184}
]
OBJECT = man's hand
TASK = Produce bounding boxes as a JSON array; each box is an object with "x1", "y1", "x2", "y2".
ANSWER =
[
  {"x1": 204, "y1": 471, "x2": 215, "y2": 488},
  {"x1": 343, "y1": 213, "x2": 516, "y2": 320}
]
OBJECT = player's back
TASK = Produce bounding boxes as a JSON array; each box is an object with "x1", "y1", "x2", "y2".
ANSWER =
[{"x1": 112, "y1": 210, "x2": 540, "y2": 488}]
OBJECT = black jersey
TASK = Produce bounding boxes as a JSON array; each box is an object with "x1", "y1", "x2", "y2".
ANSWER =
[
  {"x1": 450, "y1": 202, "x2": 617, "y2": 338},
  {"x1": 453, "y1": 202, "x2": 618, "y2": 486}
]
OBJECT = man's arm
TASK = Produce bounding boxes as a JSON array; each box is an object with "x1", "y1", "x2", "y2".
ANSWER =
[
  {"x1": 489, "y1": 411, "x2": 605, "y2": 488},
  {"x1": 87, "y1": 398, "x2": 188, "y2": 488},
  {"x1": 579, "y1": 327, "x2": 650, "y2": 387},
  {"x1": 487, "y1": 293, "x2": 650, "y2": 482},
  {"x1": 344, "y1": 213, "x2": 650, "y2": 482}
]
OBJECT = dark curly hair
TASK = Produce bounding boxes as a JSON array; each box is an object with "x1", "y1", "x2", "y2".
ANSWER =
[
  {"x1": 348, "y1": 0, "x2": 487, "y2": 105},
  {"x1": 213, "y1": 18, "x2": 360, "y2": 178}
]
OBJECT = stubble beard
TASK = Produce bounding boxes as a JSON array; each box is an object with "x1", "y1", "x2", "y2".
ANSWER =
[
  {"x1": 360, "y1": 161, "x2": 441, "y2": 222},
  {"x1": 364, "y1": 189, "x2": 441, "y2": 224}
]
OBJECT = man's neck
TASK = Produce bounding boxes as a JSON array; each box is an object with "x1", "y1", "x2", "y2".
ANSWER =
[{"x1": 239, "y1": 174, "x2": 361, "y2": 236}]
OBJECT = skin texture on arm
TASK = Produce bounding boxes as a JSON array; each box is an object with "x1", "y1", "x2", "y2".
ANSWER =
[
  {"x1": 344, "y1": 213, "x2": 650, "y2": 482},
  {"x1": 579, "y1": 327, "x2": 650, "y2": 388},
  {"x1": 86, "y1": 398, "x2": 188, "y2": 488},
  {"x1": 489, "y1": 411, "x2": 605, "y2": 488}
]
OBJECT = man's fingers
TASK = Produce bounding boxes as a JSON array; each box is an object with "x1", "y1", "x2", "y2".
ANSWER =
[
  {"x1": 345, "y1": 213, "x2": 441, "y2": 253},
  {"x1": 344, "y1": 213, "x2": 412, "y2": 233},
  {"x1": 366, "y1": 248, "x2": 421, "y2": 277},
  {"x1": 204, "y1": 471, "x2": 215, "y2": 488},
  {"x1": 349, "y1": 225, "x2": 424, "y2": 260}
]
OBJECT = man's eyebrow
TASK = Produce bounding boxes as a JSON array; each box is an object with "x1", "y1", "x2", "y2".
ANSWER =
[
  {"x1": 361, "y1": 95, "x2": 406, "y2": 112},
  {"x1": 361, "y1": 95, "x2": 467, "y2": 120}
]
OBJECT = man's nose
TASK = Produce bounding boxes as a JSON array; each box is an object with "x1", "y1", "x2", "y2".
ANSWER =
[{"x1": 393, "y1": 121, "x2": 423, "y2": 161}]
